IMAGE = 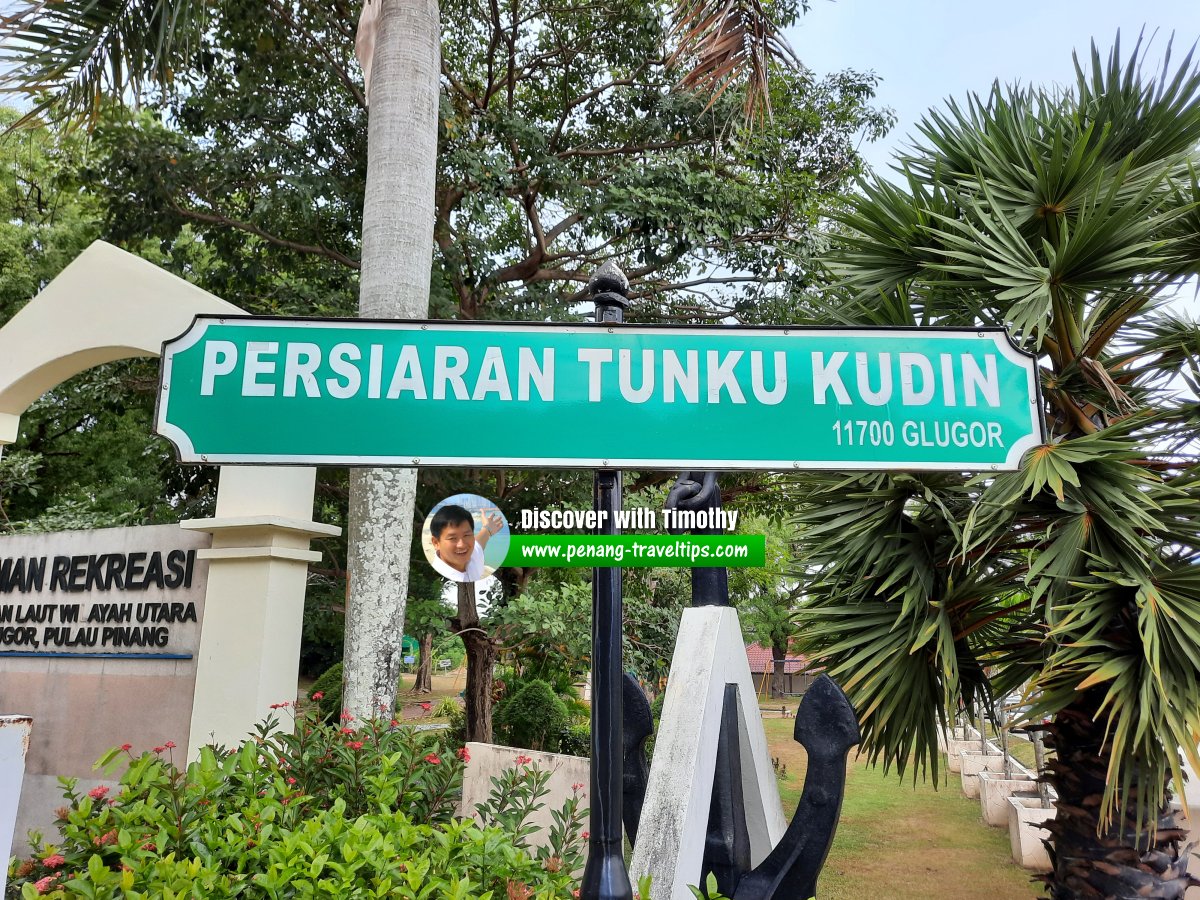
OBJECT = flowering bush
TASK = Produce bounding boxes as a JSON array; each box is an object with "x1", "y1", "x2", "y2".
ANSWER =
[
  {"x1": 5, "y1": 707, "x2": 583, "y2": 898},
  {"x1": 475, "y1": 753, "x2": 588, "y2": 875}
]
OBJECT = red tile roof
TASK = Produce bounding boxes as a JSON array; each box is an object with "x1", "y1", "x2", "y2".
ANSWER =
[{"x1": 745, "y1": 642, "x2": 809, "y2": 674}]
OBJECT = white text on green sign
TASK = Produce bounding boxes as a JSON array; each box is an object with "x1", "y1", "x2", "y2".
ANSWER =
[{"x1": 156, "y1": 318, "x2": 1043, "y2": 471}]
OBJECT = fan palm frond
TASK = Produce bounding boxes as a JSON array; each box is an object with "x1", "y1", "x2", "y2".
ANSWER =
[{"x1": 0, "y1": 0, "x2": 210, "y2": 127}]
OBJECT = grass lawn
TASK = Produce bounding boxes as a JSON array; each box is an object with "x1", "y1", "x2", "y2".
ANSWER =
[{"x1": 762, "y1": 717, "x2": 1041, "y2": 900}]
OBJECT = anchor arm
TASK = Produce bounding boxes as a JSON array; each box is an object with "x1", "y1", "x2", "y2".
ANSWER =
[
  {"x1": 621, "y1": 673, "x2": 653, "y2": 848},
  {"x1": 733, "y1": 675, "x2": 860, "y2": 900},
  {"x1": 701, "y1": 684, "x2": 753, "y2": 897}
]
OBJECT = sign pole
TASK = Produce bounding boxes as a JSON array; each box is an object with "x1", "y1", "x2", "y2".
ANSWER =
[{"x1": 580, "y1": 262, "x2": 634, "y2": 900}]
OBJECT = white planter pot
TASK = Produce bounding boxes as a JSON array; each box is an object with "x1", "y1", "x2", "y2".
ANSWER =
[
  {"x1": 945, "y1": 738, "x2": 997, "y2": 773},
  {"x1": 978, "y1": 772, "x2": 1036, "y2": 826},
  {"x1": 936, "y1": 724, "x2": 979, "y2": 752},
  {"x1": 1007, "y1": 794, "x2": 1055, "y2": 871},
  {"x1": 958, "y1": 751, "x2": 1007, "y2": 799},
  {"x1": 1, "y1": 716, "x2": 34, "y2": 899}
]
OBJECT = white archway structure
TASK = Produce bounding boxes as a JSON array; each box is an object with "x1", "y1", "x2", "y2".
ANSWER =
[{"x1": 0, "y1": 241, "x2": 339, "y2": 754}]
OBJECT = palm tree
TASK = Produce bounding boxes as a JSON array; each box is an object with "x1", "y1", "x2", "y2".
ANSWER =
[
  {"x1": 793, "y1": 35, "x2": 1200, "y2": 898},
  {"x1": 0, "y1": 0, "x2": 803, "y2": 722}
]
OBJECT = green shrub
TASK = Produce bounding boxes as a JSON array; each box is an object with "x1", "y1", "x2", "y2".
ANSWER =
[
  {"x1": 557, "y1": 721, "x2": 591, "y2": 757},
  {"x1": 650, "y1": 689, "x2": 665, "y2": 722},
  {"x1": 432, "y1": 696, "x2": 460, "y2": 719},
  {"x1": 494, "y1": 679, "x2": 570, "y2": 752},
  {"x1": 306, "y1": 660, "x2": 343, "y2": 722},
  {"x1": 6, "y1": 708, "x2": 582, "y2": 899}
]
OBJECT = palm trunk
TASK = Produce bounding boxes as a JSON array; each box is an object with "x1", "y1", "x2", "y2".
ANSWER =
[
  {"x1": 414, "y1": 631, "x2": 433, "y2": 693},
  {"x1": 453, "y1": 581, "x2": 496, "y2": 742},
  {"x1": 342, "y1": 0, "x2": 441, "y2": 720},
  {"x1": 1040, "y1": 694, "x2": 1195, "y2": 899}
]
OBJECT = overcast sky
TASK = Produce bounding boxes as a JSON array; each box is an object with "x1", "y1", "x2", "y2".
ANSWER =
[{"x1": 790, "y1": 0, "x2": 1200, "y2": 173}]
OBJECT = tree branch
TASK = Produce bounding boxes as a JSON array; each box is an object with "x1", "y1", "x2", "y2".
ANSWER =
[{"x1": 161, "y1": 184, "x2": 360, "y2": 269}]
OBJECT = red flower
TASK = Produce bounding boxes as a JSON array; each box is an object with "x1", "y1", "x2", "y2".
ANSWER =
[
  {"x1": 390, "y1": 718, "x2": 399, "y2": 727},
  {"x1": 419, "y1": 702, "x2": 432, "y2": 711},
  {"x1": 581, "y1": 831, "x2": 590, "y2": 840},
  {"x1": 33, "y1": 875, "x2": 57, "y2": 894},
  {"x1": 515, "y1": 754, "x2": 532, "y2": 765},
  {"x1": 340, "y1": 710, "x2": 353, "y2": 722},
  {"x1": 120, "y1": 743, "x2": 132, "y2": 752},
  {"x1": 572, "y1": 782, "x2": 585, "y2": 792},
  {"x1": 164, "y1": 741, "x2": 176, "y2": 750},
  {"x1": 94, "y1": 830, "x2": 117, "y2": 847},
  {"x1": 424, "y1": 753, "x2": 441, "y2": 765},
  {"x1": 312, "y1": 691, "x2": 324, "y2": 701},
  {"x1": 286, "y1": 776, "x2": 297, "y2": 785},
  {"x1": 269, "y1": 702, "x2": 290, "y2": 710},
  {"x1": 42, "y1": 854, "x2": 65, "y2": 869},
  {"x1": 340, "y1": 727, "x2": 354, "y2": 735},
  {"x1": 88, "y1": 785, "x2": 109, "y2": 800},
  {"x1": 153, "y1": 746, "x2": 166, "y2": 754},
  {"x1": 346, "y1": 741, "x2": 364, "y2": 751},
  {"x1": 456, "y1": 747, "x2": 470, "y2": 763}
]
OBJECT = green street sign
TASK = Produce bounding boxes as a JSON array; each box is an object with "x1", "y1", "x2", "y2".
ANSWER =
[{"x1": 156, "y1": 317, "x2": 1043, "y2": 471}]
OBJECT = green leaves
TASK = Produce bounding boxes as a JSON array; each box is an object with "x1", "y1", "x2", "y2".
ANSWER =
[
  {"x1": 0, "y1": 0, "x2": 209, "y2": 128},
  {"x1": 803, "y1": 35, "x2": 1200, "y2": 843},
  {"x1": 8, "y1": 712, "x2": 585, "y2": 898}
]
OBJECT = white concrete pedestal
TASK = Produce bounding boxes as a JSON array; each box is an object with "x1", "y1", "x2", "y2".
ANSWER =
[{"x1": 629, "y1": 607, "x2": 786, "y2": 900}]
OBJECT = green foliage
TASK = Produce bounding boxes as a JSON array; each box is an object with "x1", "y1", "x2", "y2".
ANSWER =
[
  {"x1": 298, "y1": 584, "x2": 345, "y2": 678},
  {"x1": 650, "y1": 690, "x2": 666, "y2": 723},
  {"x1": 473, "y1": 755, "x2": 587, "y2": 872},
  {"x1": 307, "y1": 662, "x2": 344, "y2": 723},
  {"x1": 556, "y1": 722, "x2": 591, "y2": 758},
  {"x1": 731, "y1": 513, "x2": 805, "y2": 689},
  {"x1": 0, "y1": 108, "x2": 220, "y2": 534},
  {"x1": 798, "y1": 36, "x2": 1200, "y2": 845},
  {"x1": 5, "y1": 708, "x2": 538, "y2": 898},
  {"x1": 494, "y1": 679, "x2": 570, "y2": 752},
  {"x1": 431, "y1": 697, "x2": 460, "y2": 719}
]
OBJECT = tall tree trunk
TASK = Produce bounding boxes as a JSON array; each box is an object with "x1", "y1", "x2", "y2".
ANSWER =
[
  {"x1": 770, "y1": 643, "x2": 786, "y2": 699},
  {"x1": 453, "y1": 581, "x2": 497, "y2": 742},
  {"x1": 342, "y1": 0, "x2": 440, "y2": 720},
  {"x1": 414, "y1": 631, "x2": 433, "y2": 693},
  {"x1": 1040, "y1": 693, "x2": 1195, "y2": 899}
]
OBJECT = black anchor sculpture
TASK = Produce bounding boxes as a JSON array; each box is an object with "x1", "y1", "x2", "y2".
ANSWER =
[
  {"x1": 733, "y1": 674, "x2": 860, "y2": 899},
  {"x1": 619, "y1": 470, "x2": 861, "y2": 898}
]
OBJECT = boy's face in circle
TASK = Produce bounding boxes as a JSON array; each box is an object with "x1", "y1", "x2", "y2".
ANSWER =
[{"x1": 431, "y1": 520, "x2": 476, "y2": 572}]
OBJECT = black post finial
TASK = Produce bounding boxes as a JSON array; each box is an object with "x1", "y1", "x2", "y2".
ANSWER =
[{"x1": 589, "y1": 261, "x2": 630, "y2": 323}]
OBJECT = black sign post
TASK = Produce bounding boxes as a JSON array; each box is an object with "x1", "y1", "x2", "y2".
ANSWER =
[{"x1": 579, "y1": 262, "x2": 634, "y2": 900}]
